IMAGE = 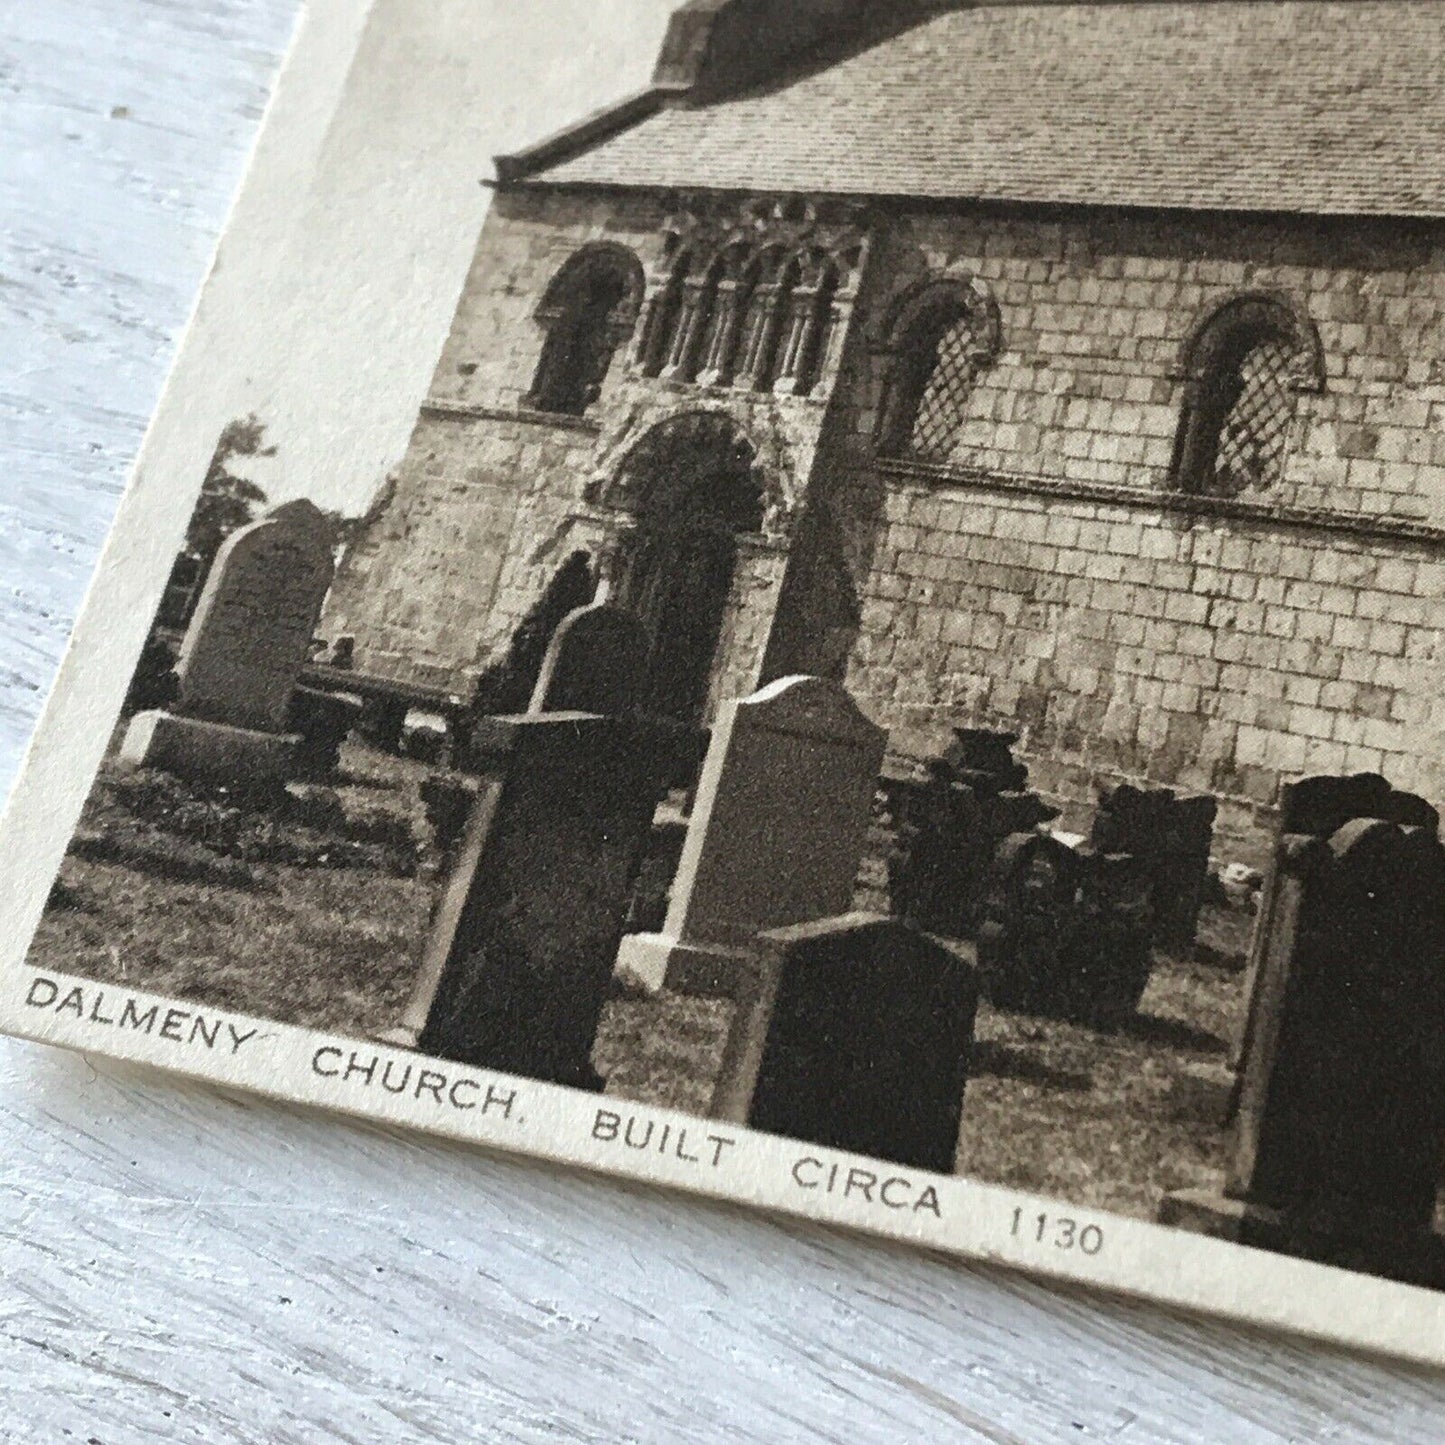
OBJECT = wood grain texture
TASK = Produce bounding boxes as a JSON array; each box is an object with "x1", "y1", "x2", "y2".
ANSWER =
[{"x1": 0, "y1": 3, "x2": 1442, "y2": 1439}]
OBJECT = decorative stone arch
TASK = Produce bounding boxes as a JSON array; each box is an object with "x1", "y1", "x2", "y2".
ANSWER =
[
  {"x1": 680, "y1": 240, "x2": 753, "y2": 384},
  {"x1": 873, "y1": 273, "x2": 1004, "y2": 459},
  {"x1": 592, "y1": 410, "x2": 776, "y2": 725},
  {"x1": 1169, "y1": 289, "x2": 1325, "y2": 496},
  {"x1": 591, "y1": 405, "x2": 792, "y2": 540},
  {"x1": 769, "y1": 244, "x2": 843, "y2": 396},
  {"x1": 638, "y1": 241, "x2": 697, "y2": 376}
]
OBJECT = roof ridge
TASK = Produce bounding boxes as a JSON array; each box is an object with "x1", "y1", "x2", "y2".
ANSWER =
[{"x1": 510, "y1": 0, "x2": 1445, "y2": 221}]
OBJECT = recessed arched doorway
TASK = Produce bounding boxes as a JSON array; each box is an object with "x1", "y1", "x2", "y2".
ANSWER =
[{"x1": 607, "y1": 413, "x2": 764, "y2": 726}]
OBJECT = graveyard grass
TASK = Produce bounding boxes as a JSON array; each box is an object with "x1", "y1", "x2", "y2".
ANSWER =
[{"x1": 32, "y1": 740, "x2": 1253, "y2": 1222}]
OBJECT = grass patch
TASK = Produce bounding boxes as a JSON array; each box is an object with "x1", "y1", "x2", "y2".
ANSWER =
[{"x1": 32, "y1": 740, "x2": 1257, "y2": 1223}]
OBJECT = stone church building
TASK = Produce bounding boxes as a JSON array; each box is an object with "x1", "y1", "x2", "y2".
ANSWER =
[{"x1": 321, "y1": 0, "x2": 1445, "y2": 860}]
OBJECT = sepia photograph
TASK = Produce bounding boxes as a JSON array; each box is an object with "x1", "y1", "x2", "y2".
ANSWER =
[{"x1": 6, "y1": 0, "x2": 1445, "y2": 1371}]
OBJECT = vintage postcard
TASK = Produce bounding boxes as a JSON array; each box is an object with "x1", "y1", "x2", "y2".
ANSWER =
[{"x1": 3, "y1": 0, "x2": 1444, "y2": 1367}]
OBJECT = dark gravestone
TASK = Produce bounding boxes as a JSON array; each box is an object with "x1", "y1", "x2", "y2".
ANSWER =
[
  {"x1": 420, "y1": 772, "x2": 480, "y2": 865},
  {"x1": 976, "y1": 832, "x2": 1083, "y2": 1015},
  {"x1": 942, "y1": 728, "x2": 1029, "y2": 793},
  {"x1": 1091, "y1": 784, "x2": 1216, "y2": 952},
  {"x1": 624, "y1": 808, "x2": 689, "y2": 935},
  {"x1": 1234, "y1": 774, "x2": 1439, "y2": 1077},
  {"x1": 888, "y1": 730, "x2": 1058, "y2": 940},
  {"x1": 1162, "y1": 817, "x2": 1445, "y2": 1286},
  {"x1": 124, "y1": 634, "x2": 180, "y2": 715},
  {"x1": 467, "y1": 550, "x2": 597, "y2": 718},
  {"x1": 382, "y1": 603, "x2": 672, "y2": 1087},
  {"x1": 1065, "y1": 846, "x2": 1156, "y2": 1027},
  {"x1": 529, "y1": 602, "x2": 649, "y2": 716},
  {"x1": 885, "y1": 763, "x2": 984, "y2": 940},
  {"x1": 356, "y1": 695, "x2": 409, "y2": 753},
  {"x1": 380, "y1": 711, "x2": 676, "y2": 1089},
  {"x1": 711, "y1": 914, "x2": 978, "y2": 1173},
  {"x1": 978, "y1": 833, "x2": 1156, "y2": 1029}
]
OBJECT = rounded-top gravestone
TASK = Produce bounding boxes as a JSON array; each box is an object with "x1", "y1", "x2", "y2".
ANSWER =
[
  {"x1": 528, "y1": 602, "x2": 649, "y2": 717},
  {"x1": 175, "y1": 498, "x2": 337, "y2": 734}
]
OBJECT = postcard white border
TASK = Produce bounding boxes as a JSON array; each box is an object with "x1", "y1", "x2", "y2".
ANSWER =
[{"x1": 0, "y1": 0, "x2": 1441, "y2": 1369}]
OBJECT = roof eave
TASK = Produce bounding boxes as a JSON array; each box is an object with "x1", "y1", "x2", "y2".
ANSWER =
[
  {"x1": 496, "y1": 175, "x2": 1445, "y2": 226},
  {"x1": 493, "y1": 86, "x2": 688, "y2": 186}
]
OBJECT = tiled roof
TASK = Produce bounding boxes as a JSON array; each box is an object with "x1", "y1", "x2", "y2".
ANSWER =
[{"x1": 523, "y1": 2, "x2": 1445, "y2": 218}]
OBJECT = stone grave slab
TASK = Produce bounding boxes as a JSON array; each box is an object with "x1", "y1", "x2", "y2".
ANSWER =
[
  {"x1": 379, "y1": 711, "x2": 676, "y2": 1089},
  {"x1": 710, "y1": 913, "x2": 978, "y2": 1173},
  {"x1": 123, "y1": 500, "x2": 336, "y2": 785},
  {"x1": 615, "y1": 676, "x2": 887, "y2": 996},
  {"x1": 529, "y1": 602, "x2": 649, "y2": 716},
  {"x1": 1161, "y1": 816, "x2": 1445, "y2": 1286}
]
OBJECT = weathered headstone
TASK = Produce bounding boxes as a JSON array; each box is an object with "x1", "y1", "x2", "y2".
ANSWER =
[
  {"x1": 978, "y1": 832, "x2": 1156, "y2": 1028},
  {"x1": 175, "y1": 500, "x2": 336, "y2": 731},
  {"x1": 529, "y1": 602, "x2": 649, "y2": 716},
  {"x1": 976, "y1": 831, "x2": 1083, "y2": 1014},
  {"x1": 1233, "y1": 774, "x2": 1439, "y2": 1079},
  {"x1": 711, "y1": 914, "x2": 978, "y2": 1173},
  {"x1": 1091, "y1": 784, "x2": 1216, "y2": 952},
  {"x1": 122, "y1": 500, "x2": 337, "y2": 786},
  {"x1": 615, "y1": 676, "x2": 887, "y2": 996},
  {"x1": 381, "y1": 606, "x2": 677, "y2": 1089},
  {"x1": 1162, "y1": 816, "x2": 1445, "y2": 1286},
  {"x1": 886, "y1": 730, "x2": 1057, "y2": 939}
]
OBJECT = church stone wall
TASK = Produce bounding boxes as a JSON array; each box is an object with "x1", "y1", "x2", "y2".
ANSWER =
[
  {"x1": 322, "y1": 184, "x2": 847, "y2": 707},
  {"x1": 323, "y1": 176, "x2": 1445, "y2": 862},
  {"x1": 320, "y1": 188, "x2": 669, "y2": 688},
  {"x1": 836, "y1": 210, "x2": 1445, "y2": 861}
]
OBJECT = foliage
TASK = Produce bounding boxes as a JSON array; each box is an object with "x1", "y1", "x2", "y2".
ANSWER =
[{"x1": 186, "y1": 415, "x2": 274, "y2": 563}]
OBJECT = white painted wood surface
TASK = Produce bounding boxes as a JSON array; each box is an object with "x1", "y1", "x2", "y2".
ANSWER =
[{"x1": 1, "y1": 3, "x2": 1443, "y2": 1438}]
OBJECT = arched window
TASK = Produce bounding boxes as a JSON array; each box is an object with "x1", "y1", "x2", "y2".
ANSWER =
[
  {"x1": 653, "y1": 248, "x2": 723, "y2": 383},
  {"x1": 744, "y1": 254, "x2": 802, "y2": 392},
  {"x1": 773, "y1": 250, "x2": 840, "y2": 396},
  {"x1": 527, "y1": 247, "x2": 643, "y2": 415},
  {"x1": 1171, "y1": 294, "x2": 1322, "y2": 497},
  {"x1": 694, "y1": 244, "x2": 751, "y2": 386},
  {"x1": 641, "y1": 248, "x2": 692, "y2": 378},
  {"x1": 668, "y1": 248, "x2": 736, "y2": 384},
  {"x1": 877, "y1": 280, "x2": 1001, "y2": 461},
  {"x1": 732, "y1": 247, "x2": 789, "y2": 389}
]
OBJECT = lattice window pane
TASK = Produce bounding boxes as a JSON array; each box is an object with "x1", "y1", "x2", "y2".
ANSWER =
[
  {"x1": 908, "y1": 319, "x2": 979, "y2": 461},
  {"x1": 1212, "y1": 337, "x2": 1300, "y2": 495}
]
